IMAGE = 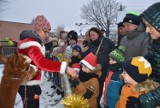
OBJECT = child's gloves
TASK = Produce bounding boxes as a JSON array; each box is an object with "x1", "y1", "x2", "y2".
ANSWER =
[
  {"x1": 126, "y1": 96, "x2": 141, "y2": 108},
  {"x1": 69, "y1": 79, "x2": 80, "y2": 87}
]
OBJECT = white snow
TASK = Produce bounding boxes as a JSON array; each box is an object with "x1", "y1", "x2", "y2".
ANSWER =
[{"x1": 0, "y1": 64, "x2": 64, "y2": 108}]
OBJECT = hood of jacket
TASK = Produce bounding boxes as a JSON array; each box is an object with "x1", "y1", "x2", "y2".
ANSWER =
[
  {"x1": 20, "y1": 30, "x2": 44, "y2": 44},
  {"x1": 133, "y1": 79, "x2": 160, "y2": 93}
]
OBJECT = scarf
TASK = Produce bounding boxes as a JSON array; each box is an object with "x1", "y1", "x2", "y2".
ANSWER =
[{"x1": 79, "y1": 70, "x2": 98, "y2": 82}]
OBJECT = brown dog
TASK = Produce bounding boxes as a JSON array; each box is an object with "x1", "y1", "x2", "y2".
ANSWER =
[{"x1": 0, "y1": 54, "x2": 38, "y2": 108}]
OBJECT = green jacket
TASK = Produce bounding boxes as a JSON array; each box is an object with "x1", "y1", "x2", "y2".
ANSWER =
[
  {"x1": 148, "y1": 38, "x2": 160, "y2": 82},
  {"x1": 139, "y1": 86, "x2": 160, "y2": 108}
]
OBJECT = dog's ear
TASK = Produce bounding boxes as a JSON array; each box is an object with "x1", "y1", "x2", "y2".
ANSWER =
[{"x1": 0, "y1": 55, "x2": 8, "y2": 64}]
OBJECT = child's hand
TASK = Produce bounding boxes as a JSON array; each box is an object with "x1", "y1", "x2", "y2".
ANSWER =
[{"x1": 67, "y1": 67, "x2": 77, "y2": 80}]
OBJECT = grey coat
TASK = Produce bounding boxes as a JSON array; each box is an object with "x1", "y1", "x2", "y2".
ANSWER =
[{"x1": 120, "y1": 25, "x2": 149, "y2": 59}]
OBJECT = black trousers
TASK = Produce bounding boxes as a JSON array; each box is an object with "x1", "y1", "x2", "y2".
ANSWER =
[{"x1": 18, "y1": 85, "x2": 41, "y2": 108}]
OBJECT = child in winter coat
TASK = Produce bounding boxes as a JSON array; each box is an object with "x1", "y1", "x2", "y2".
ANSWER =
[
  {"x1": 58, "y1": 31, "x2": 68, "y2": 53},
  {"x1": 101, "y1": 46, "x2": 125, "y2": 108},
  {"x1": 69, "y1": 52, "x2": 102, "y2": 108},
  {"x1": 69, "y1": 45, "x2": 82, "y2": 67},
  {"x1": 116, "y1": 56, "x2": 160, "y2": 108},
  {"x1": 64, "y1": 30, "x2": 78, "y2": 60}
]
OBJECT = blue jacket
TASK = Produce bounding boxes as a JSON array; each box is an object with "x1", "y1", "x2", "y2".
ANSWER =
[{"x1": 104, "y1": 64, "x2": 124, "y2": 108}]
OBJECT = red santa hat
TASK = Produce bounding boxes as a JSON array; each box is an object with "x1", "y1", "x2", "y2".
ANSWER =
[{"x1": 80, "y1": 52, "x2": 97, "y2": 70}]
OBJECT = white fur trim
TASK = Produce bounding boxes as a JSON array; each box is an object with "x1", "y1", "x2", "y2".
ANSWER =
[
  {"x1": 60, "y1": 62, "x2": 67, "y2": 74},
  {"x1": 80, "y1": 60, "x2": 95, "y2": 70},
  {"x1": 18, "y1": 41, "x2": 45, "y2": 55},
  {"x1": 19, "y1": 41, "x2": 41, "y2": 50},
  {"x1": 21, "y1": 71, "x2": 44, "y2": 85}
]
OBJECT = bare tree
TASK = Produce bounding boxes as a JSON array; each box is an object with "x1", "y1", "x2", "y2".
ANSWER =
[
  {"x1": 30, "y1": 18, "x2": 35, "y2": 24},
  {"x1": 81, "y1": 0, "x2": 124, "y2": 37},
  {"x1": 54, "y1": 25, "x2": 65, "y2": 38}
]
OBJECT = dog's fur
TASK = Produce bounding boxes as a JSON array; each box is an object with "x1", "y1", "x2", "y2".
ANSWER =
[{"x1": 0, "y1": 54, "x2": 38, "y2": 108}]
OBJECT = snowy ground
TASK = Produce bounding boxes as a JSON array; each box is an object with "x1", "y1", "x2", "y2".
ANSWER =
[{"x1": 0, "y1": 64, "x2": 64, "y2": 108}]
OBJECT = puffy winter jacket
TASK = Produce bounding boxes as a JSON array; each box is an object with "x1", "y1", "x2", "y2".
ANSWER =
[{"x1": 139, "y1": 87, "x2": 160, "y2": 108}]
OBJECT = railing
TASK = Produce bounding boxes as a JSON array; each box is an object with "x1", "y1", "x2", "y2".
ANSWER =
[{"x1": 0, "y1": 46, "x2": 17, "y2": 56}]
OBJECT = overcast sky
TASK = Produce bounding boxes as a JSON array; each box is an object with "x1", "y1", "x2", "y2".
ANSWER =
[{"x1": 0, "y1": 0, "x2": 159, "y2": 30}]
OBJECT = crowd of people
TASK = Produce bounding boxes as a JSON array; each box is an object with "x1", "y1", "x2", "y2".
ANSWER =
[{"x1": 14, "y1": 2, "x2": 160, "y2": 108}]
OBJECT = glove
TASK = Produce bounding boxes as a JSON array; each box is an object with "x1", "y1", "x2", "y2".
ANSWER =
[
  {"x1": 56, "y1": 89, "x2": 64, "y2": 97},
  {"x1": 69, "y1": 79, "x2": 80, "y2": 87},
  {"x1": 126, "y1": 96, "x2": 142, "y2": 108}
]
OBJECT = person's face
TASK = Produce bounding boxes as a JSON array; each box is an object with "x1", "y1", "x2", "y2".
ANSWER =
[
  {"x1": 52, "y1": 41, "x2": 58, "y2": 46},
  {"x1": 61, "y1": 33, "x2": 67, "y2": 41},
  {"x1": 69, "y1": 39, "x2": 76, "y2": 45},
  {"x1": 81, "y1": 64, "x2": 91, "y2": 73},
  {"x1": 89, "y1": 31, "x2": 99, "y2": 41},
  {"x1": 123, "y1": 22, "x2": 137, "y2": 33},
  {"x1": 109, "y1": 57, "x2": 117, "y2": 64},
  {"x1": 143, "y1": 18, "x2": 160, "y2": 40},
  {"x1": 72, "y1": 50, "x2": 79, "y2": 57},
  {"x1": 121, "y1": 70, "x2": 137, "y2": 85},
  {"x1": 38, "y1": 29, "x2": 50, "y2": 42},
  {"x1": 118, "y1": 26, "x2": 126, "y2": 36}
]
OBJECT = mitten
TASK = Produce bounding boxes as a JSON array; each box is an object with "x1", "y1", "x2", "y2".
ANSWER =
[
  {"x1": 69, "y1": 79, "x2": 80, "y2": 87},
  {"x1": 126, "y1": 96, "x2": 142, "y2": 108}
]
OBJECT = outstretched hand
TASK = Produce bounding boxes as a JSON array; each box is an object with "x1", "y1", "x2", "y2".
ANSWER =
[
  {"x1": 126, "y1": 96, "x2": 142, "y2": 108},
  {"x1": 67, "y1": 67, "x2": 77, "y2": 80}
]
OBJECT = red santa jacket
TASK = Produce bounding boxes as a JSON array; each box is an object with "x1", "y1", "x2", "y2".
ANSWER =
[{"x1": 17, "y1": 38, "x2": 67, "y2": 85}]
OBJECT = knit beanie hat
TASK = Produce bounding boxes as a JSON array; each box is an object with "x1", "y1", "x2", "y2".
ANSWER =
[
  {"x1": 122, "y1": 56, "x2": 152, "y2": 83},
  {"x1": 80, "y1": 52, "x2": 97, "y2": 70},
  {"x1": 72, "y1": 45, "x2": 81, "y2": 53},
  {"x1": 33, "y1": 15, "x2": 51, "y2": 33},
  {"x1": 68, "y1": 30, "x2": 78, "y2": 42},
  {"x1": 123, "y1": 11, "x2": 141, "y2": 26},
  {"x1": 109, "y1": 46, "x2": 125, "y2": 63},
  {"x1": 117, "y1": 22, "x2": 124, "y2": 28},
  {"x1": 140, "y1": 2, "x2": 160, "y2": 31}
]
